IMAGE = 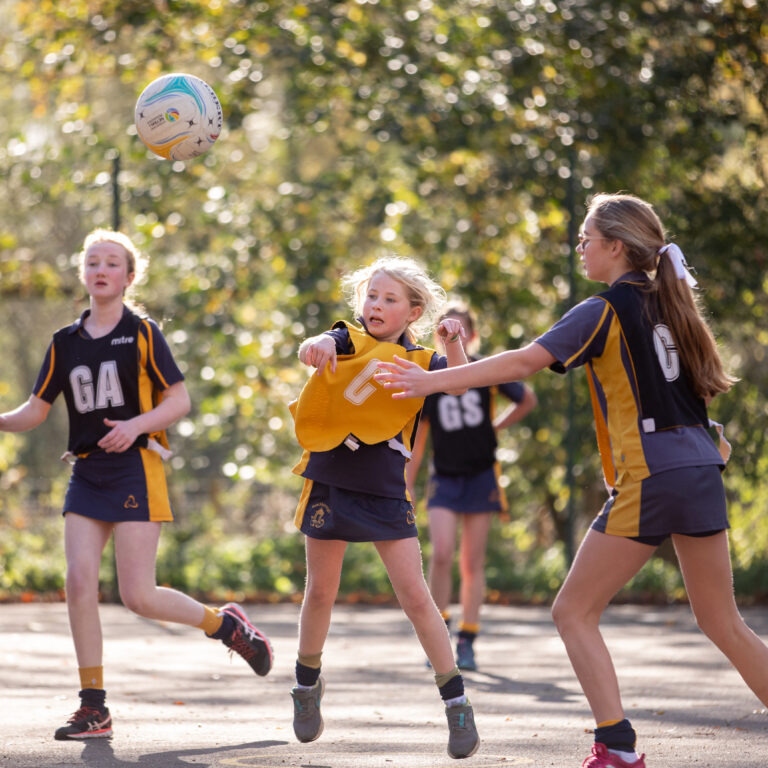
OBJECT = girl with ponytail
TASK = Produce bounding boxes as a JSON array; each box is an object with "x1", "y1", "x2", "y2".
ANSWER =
[{"x1": 376, "y1": 193, "x2": 768, "y2": 768}]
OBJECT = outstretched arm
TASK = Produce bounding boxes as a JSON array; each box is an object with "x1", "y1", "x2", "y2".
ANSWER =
[
  {"x1": 0, "y1": 395, "x2": 52, "y2": 432},
  {"x1": 376, "y1": 342, "x2": 556, "y2": 399}
]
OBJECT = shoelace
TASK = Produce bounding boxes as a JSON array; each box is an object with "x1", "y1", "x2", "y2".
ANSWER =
[
  {"x1": 228, "y1": 627, "x2": 258, "y2": 660},
  {"x1": 68, "y1": 706, "x2": 101, "y2": 723}
]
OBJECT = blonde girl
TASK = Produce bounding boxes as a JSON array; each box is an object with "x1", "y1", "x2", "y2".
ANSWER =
[
  {"x1": 289, "y1": 255, "x2": 480, "y2": 759},
  {"x1": 0, "y1": 229, "x2": 272, "y2": 741}
]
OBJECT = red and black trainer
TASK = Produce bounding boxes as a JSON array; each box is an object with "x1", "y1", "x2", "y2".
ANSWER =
[
  {"x1": 54, "y1": 705, "x2": 112, "y2": 741},
  {"x1": 220, "y1": 602, "x2": 274, "y2": 676},
  {"x1": 582, "y1": 743, "x2": 646, "y2": 768}
]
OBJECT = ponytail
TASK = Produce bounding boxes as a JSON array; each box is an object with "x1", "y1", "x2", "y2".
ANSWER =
[
  {"x1": 587, "y1": 193, "x2": 737, "y2": 399},
  {"x1": 653, "y1": 254, "x2": 735, "y2": 398}
]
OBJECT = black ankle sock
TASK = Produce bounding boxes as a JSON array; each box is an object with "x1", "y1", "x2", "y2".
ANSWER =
[
  {"x1": 438, "y1": 674, "x2": 465, "y2": 702},
  {"x1": 79, "y1": 688, "x2": 107, "y2": 711},
  {"x1": 457, "y1": 629, "x2": 476, "y2": 643},
  {"x1": 210, "y1": 613, "x2": 236, "y2": 640},
  {"x1": 594, "y1": 718, "x2": 636, "y2": 752},
  {"x1": 295, "y1": 661, "x2": 321, "y2": 687}
]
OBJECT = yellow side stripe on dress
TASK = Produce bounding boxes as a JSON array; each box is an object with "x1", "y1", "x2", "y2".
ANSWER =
[{"x1": 140, "y1": 447, "x2": 173, "y2": 522}]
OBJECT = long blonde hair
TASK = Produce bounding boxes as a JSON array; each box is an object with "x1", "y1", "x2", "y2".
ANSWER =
[
  {"x1": 587, "y1": 193, "x2": 735, "y2": 398},
  {"x1": 341, "y1": 255, "x2": 446, "y2": 341}
]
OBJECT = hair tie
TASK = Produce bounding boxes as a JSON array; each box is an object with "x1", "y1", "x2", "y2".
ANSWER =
[{"x1": 658, "y1": 243, "x2": 697, "y2": 288}]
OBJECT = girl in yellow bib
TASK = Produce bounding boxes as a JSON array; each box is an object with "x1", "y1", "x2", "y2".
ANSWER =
[{"x1": 289, "y1": 255, "x2": 480, "y2": 759}]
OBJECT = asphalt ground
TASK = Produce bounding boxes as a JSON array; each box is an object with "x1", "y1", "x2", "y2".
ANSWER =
[{"x1": 1, "y1": 601, "x2": 767, "y2": 767}]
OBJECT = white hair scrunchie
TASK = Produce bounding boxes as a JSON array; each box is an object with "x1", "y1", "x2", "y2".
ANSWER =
[{"x1": 658, "y1": 243, "x2": 698, "y2": 288}]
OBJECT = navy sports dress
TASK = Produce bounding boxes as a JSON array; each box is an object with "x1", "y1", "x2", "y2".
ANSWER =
[
  {"x1": 535, "y1": 272, "x2": 727, "y2": 540},
  {"x1": 33, "y1": 306, "x2": 184, "y2": 523},
  {"x1": 291, "y1": 320, "x2": 446, "y2": 542},
  {"x1": 421, "y1": 367, "x2": 526, "y2": 515}
]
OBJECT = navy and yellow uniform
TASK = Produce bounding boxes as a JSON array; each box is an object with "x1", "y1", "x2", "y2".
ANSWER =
[
  {"x1": 422, "y1": 365, "x2": 526, "y2": 514},
  {"x1": 291, "y1": 320, "x2": 446, "y2": 541},
  {"x1": 33, "y1": 306, "x2": 184, "y2": 523},
  {"x1": 535, "y1": 272, "x2": 727, "y2": 539}
]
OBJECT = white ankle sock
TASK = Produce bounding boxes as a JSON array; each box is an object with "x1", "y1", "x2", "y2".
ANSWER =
[
  {"x1": 444, "y1": 694, "x2": 467, "y2": 708},
  {"x1": 609, "y1": 748, "x2": 639, "y2": 763}
]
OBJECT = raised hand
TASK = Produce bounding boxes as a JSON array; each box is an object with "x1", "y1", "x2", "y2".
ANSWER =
[
  {"x1": 435, "y1": 316, "x2": 466, "y2": 345},
  {"x1": 300, "y1": 335, "x2": 338, "y2": 375}
]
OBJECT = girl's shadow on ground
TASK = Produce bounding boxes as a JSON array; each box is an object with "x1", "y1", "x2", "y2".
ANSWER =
[{"x1": 81, "y1": 738, "x2": 288, "y2": 768}]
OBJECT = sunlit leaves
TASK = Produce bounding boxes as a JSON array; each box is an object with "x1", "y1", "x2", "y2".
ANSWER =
[{"x1": 1, "y1": 0, "x2": 768, "y2": 579}]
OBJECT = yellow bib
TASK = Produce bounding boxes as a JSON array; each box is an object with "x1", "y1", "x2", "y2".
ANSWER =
[{"x1": 290, "y1": 322, "x2": 435, "y2": 452}]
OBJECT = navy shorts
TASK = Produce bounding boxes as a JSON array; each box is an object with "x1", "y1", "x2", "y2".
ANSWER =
[
  {"x1": 591, "y1": 464, "x2": 728, "y2": 542},
  {"x1": 63, "y1": 448, "x2": 173, "y2": 523},
  {"x1": 427, "y1": 466, "x2": 506, "y2": 515},
  {"x1": 294, "y1": 479, "x2": 417, "y2": 542}
]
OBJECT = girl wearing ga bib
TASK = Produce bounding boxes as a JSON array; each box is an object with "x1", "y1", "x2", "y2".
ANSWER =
[{"x1": 0, "y1": 229, "x2": 273, "y2": 742}]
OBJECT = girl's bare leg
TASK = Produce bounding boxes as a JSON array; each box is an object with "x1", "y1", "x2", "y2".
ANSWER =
[
  {"x1": 551, "y1": 529, "x2": 655, "y2": 723},
  {"x1": 298, "y1": 537, "x2": 347, "y2": 655},
  {"x1": 674, "y1": 531, "x2": 768, "y2": 706},
  {"x1": 114, "y1": 521, "x2": 206, "y2": 625},
  {"x1": 457, "y1": 512, "x2": 493, "y2": 626},
  {"x1": 427, "y1": 506, "x2": 459, "y2": 613},
  {"x1": 64, "y1": 513, "x2": 114, "y2": 667},
  {"x1": 376, "y1": 537, "x2": 455, "y2": 674}
]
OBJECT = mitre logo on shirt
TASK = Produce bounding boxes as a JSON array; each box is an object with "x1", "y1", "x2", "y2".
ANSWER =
[{"x1": 111, "y1": 336, "x2": 134, "y2": 345}]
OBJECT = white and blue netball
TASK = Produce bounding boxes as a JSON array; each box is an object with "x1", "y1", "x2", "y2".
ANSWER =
[{"x1": 135, "y1": 73, "x2": 222, "y2": 161}]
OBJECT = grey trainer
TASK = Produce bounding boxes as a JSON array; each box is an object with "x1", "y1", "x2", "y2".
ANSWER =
[
  {"x1": 290, "y1": 677, "x2": 324, "y2": 743},
  {"x1": 445, "y1": 701, "x2": 480, "y2": 759},
  {"x1": 455, "y1": 636, "x2": 477, "y2": 671}
]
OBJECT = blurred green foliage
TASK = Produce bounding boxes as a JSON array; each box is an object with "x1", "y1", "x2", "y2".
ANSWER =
[{"x1": 1, "y1": 0, "x2": 768, "y2": 603}]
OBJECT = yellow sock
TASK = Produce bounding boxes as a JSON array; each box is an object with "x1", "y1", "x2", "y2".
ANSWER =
[
  {"x1": 458, "y1": 621, "x2": 480, "y2": 634},
  {"x1": 79, "y1": 665, "x2": 103, "y2": 690},
  {"x1": 298, "y1": 651, "x2": 323, "y2": 668},
  {"x1": 198, "y1": 605, "x2": 223, "y2": 636},
  {"x1": 434, "y1": 666, "x2": 460, "y2": 687},
  {"x1": 597, "y1": 718, "x2": 623, "y2": 728}
]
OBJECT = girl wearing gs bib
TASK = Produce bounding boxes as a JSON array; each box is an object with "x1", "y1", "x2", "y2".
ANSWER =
[{"x1": 408, "y1": 304, "x2": 537, "y2": 672}]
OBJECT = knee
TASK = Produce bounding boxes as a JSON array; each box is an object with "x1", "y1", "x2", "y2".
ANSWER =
[
  {"x1": 458, "y1": 553, "x2": 484, "y2": 580},
  {"x1": 430, "y1": 545, "x2": 454, "y2": 572},
  {"x1": 303, "y1": 579, "x2": 338, "y2": 609},
  {"x1": 119, "y1": 585, "x2": 154, "y2": 617},
  {"x1": 694, "y1": 609, "x2": 744, "y2": 649},
  {"x1": 65, "y1": 566, "x2": 99, "y2": 603},
  {"x1": 550, "y1": 593, "x2": 569, "y2": 635},
  {"x1": 551, "y1": 591, "x2": 589, "y2": 637},
  {"x1": 398, "y1": 584, "x2": 435, "y2": 616}
]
